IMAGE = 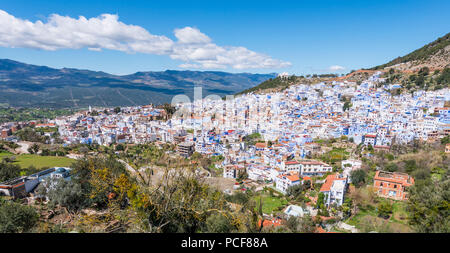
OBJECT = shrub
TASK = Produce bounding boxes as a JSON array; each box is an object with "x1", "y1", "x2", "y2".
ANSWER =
[{"x1": 0, "y1": 200, "x2": 39, "y2": 233}]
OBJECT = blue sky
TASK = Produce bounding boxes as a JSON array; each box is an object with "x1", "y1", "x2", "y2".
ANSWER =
[{"x1": 0, "y1": 0, "x2": 448, "y2": 75}]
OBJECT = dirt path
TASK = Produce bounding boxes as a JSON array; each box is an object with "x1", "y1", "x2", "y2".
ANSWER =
[{"x1": 16, "y1": 141, "x2": 32, "y2": 154}]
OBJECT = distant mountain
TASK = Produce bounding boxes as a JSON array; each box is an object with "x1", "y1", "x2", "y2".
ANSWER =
[
  {"x1": 0, "y1": 59, "x2": 276, "y2": 108},
  {"x1": 372, "y1": 32, "x2": 450, "y2": 72}
]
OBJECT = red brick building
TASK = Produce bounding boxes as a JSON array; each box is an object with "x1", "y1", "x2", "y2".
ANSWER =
[{"x1": 373, "y1": 171, "x2": 414, "y2": 200}]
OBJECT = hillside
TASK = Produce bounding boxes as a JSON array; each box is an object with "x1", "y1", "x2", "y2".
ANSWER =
[
  {"x1": 372, "y1": 32, "x2": 450, "y2": 72},
  {"x1": 236, "y1": 74, "x2": 337, "y2": 95},
  {"x1": 0, "y1": 59, "x2": 275, "y2": 108}
]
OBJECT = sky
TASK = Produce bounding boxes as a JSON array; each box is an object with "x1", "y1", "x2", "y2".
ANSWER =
[{"x1": 0, "y1": 0, "x2": 448, "y2": 75}]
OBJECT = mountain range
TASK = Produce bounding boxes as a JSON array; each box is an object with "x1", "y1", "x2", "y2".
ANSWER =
[
  {"x1": 1, "y1": 32, "x2": 448, "y2": 108},
  {"x1": 0, "y1": 59, "x2": 276, "y2": 108}
]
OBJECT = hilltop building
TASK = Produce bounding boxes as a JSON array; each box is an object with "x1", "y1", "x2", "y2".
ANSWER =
[{"x1": 373, "y1": 170, "x2": 414, "y2": 200}]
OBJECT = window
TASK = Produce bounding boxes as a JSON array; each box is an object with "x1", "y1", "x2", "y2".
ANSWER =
[
  {"x1": 394, "y1": 185, "x2": 397, "y2": 188},
  {"x1": 380, "y1": 182, "x2": 383, "y2": 187}
]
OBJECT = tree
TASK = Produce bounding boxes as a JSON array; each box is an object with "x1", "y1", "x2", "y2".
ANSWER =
[
  {"x1": 316, "y1": 192, "x2": 325, "y2": 209},
  {"x1": 38, "y1": 178, "x2": 89, "y2": 212},
  {"x1": 0, "y1": 160, "x2": 20, "y2": 182},
  {"x1": 385, "y1": 162, "x2": 398, "y2": 172},
  {"x1": 0, "y1": 200, "x2": 39, "y2": 233},
  {"x1": 404, "y1": 160, "x2": 417, "y2": 174},
  {"x1": 31, "y1": 143, "x2": 40, "y2": 154},
  {"x1": 40, "y1": 148, "x2": 51, "y2": 156},
  {"x1": 205, "y1": 213, "x2": 233, "y2": 233},
  {"x1": 116, "y1": 144, "x2": 125, "y2": 151},
  {"x1": 286, "y1": 184, "x2": 304, "y2": 199},
  {"x1": 407, "y1": 179, "x2": 450, "y2": 232},
  {"x1": 377, "y1": 200, "x2": 393, "y2": 219},
  {"x1": 343, "y1": 101, "x2": 352, "y2": 111},
  {"x1": 236, "y1": 170, "x2": 248, "y2": 182},
  {"x1": 284, "y1": 215, "x2": 316, "y2": 233},
  {"x1": 350, "y1": 169, "x2": 367, "y2": 187},
  {"x1": 114, "y1": 107, "x2": 121, "y2": 114}
]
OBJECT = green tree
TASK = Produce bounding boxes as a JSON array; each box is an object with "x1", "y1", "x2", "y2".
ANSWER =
[
  {"x1": 284, "y1": 215, "x2": 316, "y2": 233},
  {"x1": 407, "y1": 179, "x2": 450, "y2": 232},
  {"x1": 385, "y1": 162, "x2": 398, "y2": 172},
  {"x1": 441, "y1": 136, "x2": 450, "y2": 145},
  {"x1": 343, "y1": 101, "x2": 352, "y2": 111},
  {"x1": 316, "y1": 192, "x2": 325, "y2": 209},
  {"x1": 0, "y1": 160, "x2": 20, "y2": 182},
  {"x1": 0, "y1": 200, "x2": 39, "y2": 233},
  {"x1": 350, "y1": 169, "x2": 367, "y2": 187},
  {"x1": 31, "y1": 143, "x2": 39, "y2": 154},
  {"x1": 114, "y1": 107, "x2": 121, "y2": 114},
  {"x1": 116, "y1": 144, "x2": 125, "y2": 151},
  {"x1": 377, "y1": 200, "x2": 393, "y2": 219},
  {"x1": 205, "y1": 213, "x2": 233, "y2": 233},
  {"x1": 37, "y1": 178, "x2": 89, "y2": 212}
]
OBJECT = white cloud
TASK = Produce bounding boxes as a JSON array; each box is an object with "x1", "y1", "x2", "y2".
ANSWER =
[
  {"x1": 0, "y1": 10, "x2": 174, "y2": 54},
  {"x1": 0, "y1": 9, "x2": 291, "y2": 70},
  {"x1": 170, "y1": 27, "x2": 291, "y2": 69},
  {"x1": 329, "y1": 65, "x2": 345, "y2": 71},
  {"x1": 174, "y1": 27, "x2": 211, "y2": 44}
]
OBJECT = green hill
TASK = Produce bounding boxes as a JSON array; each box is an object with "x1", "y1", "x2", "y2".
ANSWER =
[
  {"x1": 372, "y1": 32, "x2": 450, "y2": 70},
  {"x1": 236, "y1": 74, "x2": 337, "y2": 95}
]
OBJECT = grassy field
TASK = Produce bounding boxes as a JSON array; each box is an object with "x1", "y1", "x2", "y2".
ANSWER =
[
  {"x1": 0, "y1": 152, "x2": 75, "y2": 169},
  {"x1": 345, "y1": 200, "x2": 413, "y2": 232},
  {"x1": 254, "y1": 193, "x2": 289, "y2": 214}
]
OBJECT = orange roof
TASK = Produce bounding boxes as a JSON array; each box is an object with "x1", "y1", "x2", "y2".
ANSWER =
[
  {"x1": 374, "y1": 171, "x2": 414, "y2": 186},
  {"x1": 300, "y1": 160, "x2": 329, "y2": 166},
  {"x1": 319, "y1": 174, "x2": 345, "y2": 192},
  {"x1": 286, "y1": 173, "x2": 300, "y2": 182},
  {"x1": 255, "y1": 143, "x2": 267, "y2": 148},
  {"x1": 259, "y1": 218, "x2": 283, "y2": 228},
  {"x1": 320, "y1": 174, "x2": 337, "y2": 192}
]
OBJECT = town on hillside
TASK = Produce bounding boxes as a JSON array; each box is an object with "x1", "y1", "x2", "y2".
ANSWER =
[{"x1": 1, "y1": 71, "x2": 448, "y2": 233}]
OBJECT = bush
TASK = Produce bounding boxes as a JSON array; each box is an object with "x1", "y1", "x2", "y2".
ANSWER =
[
  {"x1": 38, "y1": 178, "x2": 89, "y2": 212},
  {"x1": 0, "y1": 200, "x2": 39, "y2": 233},
  {"x1": 350, "y1": 169, "x2": 367, "y2": 187},
  {"x1": 377, "y1": 200, "x2": 393, "y2": 219},
  {"x1": 205, "y1": 213, "x2": 233, "y2": 233},
  {"x1": 407, "y1": 179, "x2": 450, "y2": 232},
  {"x1": 0, "y1": 160, "x2": 20, "y2": 182}
]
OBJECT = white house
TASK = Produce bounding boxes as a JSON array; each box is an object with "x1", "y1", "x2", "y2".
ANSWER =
[
  {"x1": 282, "y1": 161, "x2": 301, "y2": 173},
  {"x1": 341, "y1": 159, "x2": 362, "y2": 183},
  {"x1": 223, "y1": 165, "x2": 245, "y2": 179},
  {"x1": 320, "y1": 174, "x2": 347, "y2": 207},
  {"x1": 362, "y1": 134, "x2": 377, "y2": 146},
  {"x1": 284, "y1": 205, "x2": 309, "y2": 217},
  {"x1": 275, "y1": 172, "x2": 300, "y2": 194},
  {"x1": 299, "y1": 160, "x2": 333, "y2": 176}
]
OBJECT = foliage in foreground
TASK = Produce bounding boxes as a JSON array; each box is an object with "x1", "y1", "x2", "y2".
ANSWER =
[{"x1": 0, "y1": 199, "x2": 39, "y2": 233}]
